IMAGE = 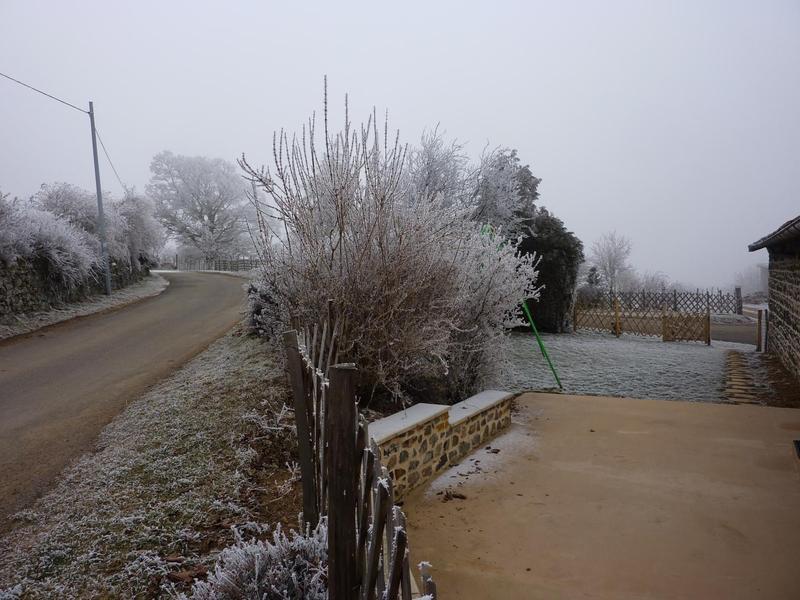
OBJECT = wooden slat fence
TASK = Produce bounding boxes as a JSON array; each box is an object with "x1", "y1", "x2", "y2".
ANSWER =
[
  {"x1": 175, "y1": 257, "x2": 259, "y2": 272},
  {"x1": 580, "y1": 288, "x2": 742, "y2": 315},
  {"x1": 283, "y1": 309, "x2": 435, "y2": 600},
  {"x1": 575, "y1": 290, "x2": 712, "y2": 344}
]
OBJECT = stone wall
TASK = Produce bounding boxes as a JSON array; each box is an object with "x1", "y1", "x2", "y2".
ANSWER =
[
  {"x1": 370, "y1": 391, "x2": 514, "y2": 500},
  {"x1": 768, "y1": 242, "x2": 800, "y2": 382},
  {"x1": 0, "y1": 258, "x2": 147, "y2": 318}
]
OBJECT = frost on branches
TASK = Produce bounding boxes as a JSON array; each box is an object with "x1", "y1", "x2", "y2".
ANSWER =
[
  {"x1": 241, "y1": 85, "x2": 539, "y2": 405},
  {"x1": 187, "y1": 521, "x2": 328, "y2": 600},
  {"x1": 0, "y1": 190, "x2": 96, "y2": 293}
]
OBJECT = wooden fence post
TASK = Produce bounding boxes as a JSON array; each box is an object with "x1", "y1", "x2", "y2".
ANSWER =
[
  {"x1": 613, "y1": 298, "x2": 621, "y2": 337},
  {"x1": 705, "y1": 310, "x2": 711, "y2": 346},
  {"x1": 282, "y1": 330, "x2": 319, "y2": 529},
  {"x1": 328, "y1": 363, "x2": 359, "y2": 600},
  {"x1": 734, "y1": 286, "x2": 743, "y2": 315}
]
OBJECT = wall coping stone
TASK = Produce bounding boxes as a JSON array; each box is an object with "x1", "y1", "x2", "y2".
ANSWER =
[
  {"x1": 369, "y1": 403, "x2": 450, "y2": 444},
  {"x1": 448, "y1": 390, "x2": 514, "y2": 425}
]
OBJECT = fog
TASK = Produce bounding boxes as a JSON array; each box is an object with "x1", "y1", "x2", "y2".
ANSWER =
[{"x1": 1, "y1": 0, "x2": 798, "y2": 287}]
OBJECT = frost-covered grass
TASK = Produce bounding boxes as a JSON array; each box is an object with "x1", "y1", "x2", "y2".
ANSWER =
[
  {"x1": 499, "y1": 331, "x2": 749, "y2": 402},
  {"x1": 0, "y1": 328, "x2": 300, "y2": 598},
  {"x1": 0, "y1": 273, "x2": 169, "y2": 341}
]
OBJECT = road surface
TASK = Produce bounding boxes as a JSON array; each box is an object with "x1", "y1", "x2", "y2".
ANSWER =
[{"x1": 0, "y1": 272, "x2": 245, "y2": 528}]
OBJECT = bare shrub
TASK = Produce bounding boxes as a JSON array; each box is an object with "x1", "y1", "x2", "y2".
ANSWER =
[{"x1": 241, "y1": 85, "x2": 539, "y2": 404}]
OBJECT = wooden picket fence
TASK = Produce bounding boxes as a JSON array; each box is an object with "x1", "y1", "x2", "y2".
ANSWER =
[
  {"x1": 575, "y1": 291, "x2": 711, "y2": 344},
  {"x1": 282, "y1": 312, "x2": 436, "y2": 600}
]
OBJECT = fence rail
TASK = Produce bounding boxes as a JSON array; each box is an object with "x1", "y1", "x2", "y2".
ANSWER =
[
  {"x1": 579, "y1": 288, "x2": 742, "y2": 315},
  {"x1": 575, "y1": 290, "x2": 713, "y2": 343},
  {"x1": 283, "y1": 307, "x2": 435, "y2": 600},
  {"x1": 175, "y1": 257, "x2": 259, "y2": 272}
]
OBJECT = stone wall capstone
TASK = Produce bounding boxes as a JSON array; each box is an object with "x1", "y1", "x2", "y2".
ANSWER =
[{"x1": 370, "y1": 391, "x2": 514, "y2": 501}]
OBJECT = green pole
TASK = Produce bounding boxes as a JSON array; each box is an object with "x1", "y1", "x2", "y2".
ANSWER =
[{"x1": 522, "y1": 299, "x2": 563, "y2": 390}]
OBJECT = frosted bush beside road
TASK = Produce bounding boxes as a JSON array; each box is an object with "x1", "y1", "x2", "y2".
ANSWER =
[{"x1": 0, "y1": 192, "x2": 96, "y2": 293}]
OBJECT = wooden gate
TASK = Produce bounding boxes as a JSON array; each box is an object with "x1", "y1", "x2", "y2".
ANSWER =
[{"x1": 283, "y1": 317, "x2": 436, "y2": 600}]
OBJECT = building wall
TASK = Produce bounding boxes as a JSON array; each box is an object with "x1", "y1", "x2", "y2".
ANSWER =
[
  {"x1": 768, "y1": 241, "x2": 800, "y2": 382},
  {"x1": 373, "y1": 392, "x2": 513, "y2": 501}
]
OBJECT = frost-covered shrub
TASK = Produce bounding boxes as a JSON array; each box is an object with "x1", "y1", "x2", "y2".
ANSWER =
[
  {"x1": 35, "y1": 183, "x2": 130, "y2": 265},
  {"x1": 241, "y1": 88, "x2": 539, "y2": 404},
  {"x1": 517, "y1": 208, "x2": 584, "y2": 333},
  {"x1": 0, "y1": 192, "x2": 96, "y2": 293},
  {"x1": 34, "y1": 183, "x2": 163, "y2": 268},
  {"x1": 247, "y1": 280, "x2": 282, "y2": 339},
  {"x1": 187, "y1": 521, "x2": 328, "y2": 600}
]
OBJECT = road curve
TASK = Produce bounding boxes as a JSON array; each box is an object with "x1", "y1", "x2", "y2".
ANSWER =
[{"x1": 0, "y1": 272, "x2": 246, "y2": 528}]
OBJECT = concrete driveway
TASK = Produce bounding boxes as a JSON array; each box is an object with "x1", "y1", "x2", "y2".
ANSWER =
[{"x1": 406, "y1": 392, "x2": 800, "y2": 599}]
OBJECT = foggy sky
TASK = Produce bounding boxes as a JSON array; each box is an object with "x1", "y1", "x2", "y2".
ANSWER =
[{"x1": 1, "y1": 0, "x2": 798, "y2": 288}]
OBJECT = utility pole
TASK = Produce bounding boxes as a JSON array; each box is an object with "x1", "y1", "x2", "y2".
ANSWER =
[{"x1": 88, "y1": 101, "x2": 112, "y2": 295}]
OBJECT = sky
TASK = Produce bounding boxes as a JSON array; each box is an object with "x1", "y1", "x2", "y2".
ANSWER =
[{"x1": 1, "y1": 0, "x2": 798, "y2": 288}]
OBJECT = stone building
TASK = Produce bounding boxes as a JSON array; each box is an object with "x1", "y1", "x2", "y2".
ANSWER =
[{"x1": 749, "y1": 214, "x2": 800, "y2": 382}]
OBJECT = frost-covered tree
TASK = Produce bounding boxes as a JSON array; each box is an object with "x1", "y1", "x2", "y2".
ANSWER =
[
  {"x1": 406, "y1": 127, "x2": 474, "y2": 207},
  {"x1": 471, "y1": 148, "x2": 539, "y2": 235},
  {"x1": 147, "y1": 151, "x2": 247, "y2": 261},
  {"x1": 242, "y1": 86, "x2": 539, "y2": 404},
  {"x1": 590, "y1": 231, "x2": 632, "y2": 294}
]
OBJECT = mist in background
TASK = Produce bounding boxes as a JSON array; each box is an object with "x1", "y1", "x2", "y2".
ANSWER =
[{"x1": 1, "y1": 0, "x2": 798, "y2": 287}]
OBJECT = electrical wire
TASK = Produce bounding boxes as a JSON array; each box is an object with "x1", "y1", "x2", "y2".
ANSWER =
[
  {"x1": 0, "y1": 71, "x2": 88, "y2": 114},
  {"x1": 2, "y1": 70, "x2": 128, "y2": 193},
  {"x1": 95, "y1": 128, "x2": 127, "y2": 192}
]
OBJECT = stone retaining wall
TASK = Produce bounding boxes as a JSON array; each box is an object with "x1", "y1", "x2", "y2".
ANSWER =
[
  {"x1": 370, "y1": 391, "x2": 513, "y2": 500},
  {"x1": 768, "y1": 245, "x2": 800, "y2": 382},
  {"x1": 0, "y1": 258, "x2": 147, "y2": 318}
]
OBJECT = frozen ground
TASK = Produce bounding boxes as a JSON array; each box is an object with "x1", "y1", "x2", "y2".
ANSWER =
[
  {"x1": 0, "y1": 273, "x2": 169, "y2": 341},
  {"x1": 498, "y1": 331, "x2": 751, "y2": 402},
  {"x1": 0, "y1": 328, "x2": 299, "y2": 599}
]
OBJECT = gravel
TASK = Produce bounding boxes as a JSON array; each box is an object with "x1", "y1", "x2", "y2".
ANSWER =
[{"x1": 498, "y1": 331, "x2": 752, "y2": 402}]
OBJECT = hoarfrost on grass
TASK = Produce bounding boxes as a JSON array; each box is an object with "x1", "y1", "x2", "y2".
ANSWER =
[
  {"x1": 0, "y1": 329, "x2": 298, "y2": 598},
  {"x1": 498, "y1": 331, "x2": 750, "y2": 401}
]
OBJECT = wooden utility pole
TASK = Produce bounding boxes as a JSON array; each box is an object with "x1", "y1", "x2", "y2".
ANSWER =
[{"x1": 88, "y1": 102, "x2": 112, "y2": 295}]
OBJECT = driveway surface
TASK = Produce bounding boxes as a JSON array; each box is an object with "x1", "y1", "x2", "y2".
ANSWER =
[
  {"x1": 0, "y1": 272, "x2": 245, "y2": 527},
  {"x1": 406, "y1": 392, "x2": 800, "y2": 599}
]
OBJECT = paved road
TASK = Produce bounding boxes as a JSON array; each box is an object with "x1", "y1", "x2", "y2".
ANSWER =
[
  {"x1": 711, "y1": 322, "x2": 757, "y2": 345},
  {"x1": 0, "y1": 272, "x2": 245, "y2": 528}
]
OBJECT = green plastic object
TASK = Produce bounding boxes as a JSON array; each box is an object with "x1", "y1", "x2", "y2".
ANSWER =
[{"x1": 522, "y1": 299, "x2": 563, "y2": 390}]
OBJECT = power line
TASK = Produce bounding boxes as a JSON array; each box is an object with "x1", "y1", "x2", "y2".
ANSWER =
[
  {"x1": 0, "y1": 70, "x2": 128, "y2": 194},
  {"x1": 95, "y1": 128, "x2": 127, "y2": 192},
  {"x1": 0, "y1": 71, "x2": 88, "y2": 114}
]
